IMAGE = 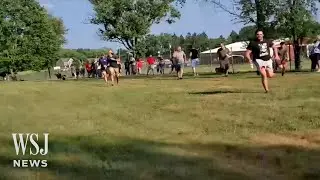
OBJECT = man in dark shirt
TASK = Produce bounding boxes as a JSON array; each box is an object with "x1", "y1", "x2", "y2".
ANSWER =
[
  {"x1": 245, "y1": 29, "x2": 280, "y2": 93},
  {"x1": 190, "y1": 48, "x2": 199, "y2": 76},
  {"x1": 217, "y1": 43, "x2": 231, "y2": 77}
]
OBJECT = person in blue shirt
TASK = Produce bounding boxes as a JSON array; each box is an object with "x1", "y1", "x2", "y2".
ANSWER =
[{"x1": 99, "y1": 55, "x2": 109, "y2": 83}]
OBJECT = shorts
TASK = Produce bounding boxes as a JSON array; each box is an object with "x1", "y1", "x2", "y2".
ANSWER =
[
  {"x1": 175, "y1": 63, "x2": 184, "y2": 72},
  {"x1": 220, "y1": 59, "x2": 229, "y2": 70},
  {"x1": 253, "y1": 59, "x2": 273, "y2": 70},
  {"x1": 220, "y1": 59, "x2": 229, "y2": 68},
  {"x1": 148, "y1": 64, "x2": 156, "y2": 70},
  {"x1": 191, "y1": 58, "x2": 199, "y2": 68},
  {"x1": 275, "y1": 58, "x2": 288, "y2": 66},
  {"x1": 107, "y1": 67, "x2": 120, "y2": 76}
]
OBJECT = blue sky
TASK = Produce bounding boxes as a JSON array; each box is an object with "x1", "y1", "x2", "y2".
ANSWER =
[{"x1": 39, "y1": 0, "x2": 245, "y2": 49}]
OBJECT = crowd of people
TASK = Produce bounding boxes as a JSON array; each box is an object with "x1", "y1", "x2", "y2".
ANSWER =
[
  {"x1": 69, "y1": 46, "x2": 201, "y2": 81},
  {"x1": 65, "y1": 29, "x2": 320, "y2": 91}
]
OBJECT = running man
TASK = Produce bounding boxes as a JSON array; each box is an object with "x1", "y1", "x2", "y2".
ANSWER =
[
  {"x1": 107, "y1": 50, "x2": 120, "y2": 85},
  {"x1": 116, "y1": 55, "x2": 122, "y2": 76},
  {"x1": 158, "y1": 56, "x2": 165, "y2": 74},
  {"x1": 172, "y1": 46, "x2": 186, "y2": 79},
  {"x1": 245, "y1": 29, "x2": 280, "y2": 93},
  {"x1": 190, "y1": 47, "x2": 199, "y2": 76},
  {"x1": 146, "y1": 55, "x2": 156, "y2": 75},
  {"x1": 217, "y1": 43, "x2": 231, "y2": 77},
  {"x1": 99, "y1": 54, "x2": 109, "y2": 84},
  {"x1": 169, "y1": 57, "x2": 176, "y2": 74},
  {"x1": 277, "y1": 42, "x2": 290, "y2": 76}
]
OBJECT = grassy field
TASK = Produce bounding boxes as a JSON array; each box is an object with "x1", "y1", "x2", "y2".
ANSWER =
[{"x1": 0, "y1": 65, "x2": 320, "y2": 179}]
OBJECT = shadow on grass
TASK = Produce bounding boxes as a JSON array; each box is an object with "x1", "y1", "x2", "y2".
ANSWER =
[
  {"x1": 0, "y1": 136, "x2": 320, "y2": 180},
  {"x1": 189, "y1": 89, "x2": 262, "y2": 95}
]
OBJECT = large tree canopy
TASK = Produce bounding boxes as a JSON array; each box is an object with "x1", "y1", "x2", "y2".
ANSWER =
[
  {"x1": 89, "y1": 0, "x2": 181, "y2": 53},
  {"x1": 177, "y1": 0, "x2": 320, "y2": 70},
  {"x1": 0, "y1": 0, "x2": 66, "y2": 77}
]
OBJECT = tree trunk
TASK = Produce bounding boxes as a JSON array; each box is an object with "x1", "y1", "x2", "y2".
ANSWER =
[
  {"x1": 48, "y1": 67, "x2": 51, "y2": 79},
  {"x1": 255, "y1": 0, "x2": 266, "y2": 31},
  {"x1": 132, "y1": 37, "x2": 136, "y2": 58},
  {"x1": 294, "y1": 38, "x2": 302, "y2": 71}
]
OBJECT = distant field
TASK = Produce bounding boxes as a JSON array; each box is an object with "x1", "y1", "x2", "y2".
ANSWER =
[{"x1": 0, "y1": 69, "x2": 319, "y2": 179}]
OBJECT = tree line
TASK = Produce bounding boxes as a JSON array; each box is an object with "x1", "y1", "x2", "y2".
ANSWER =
[
  {"x1": 60, "y1": 25, "x2": 256, "y2": 60},
  {"x1": 91, "y1": 0, "x2": 320, "y2": 70},
  {"x1": 132, "y1": 26, "x2": 259, "y2": 57},
  {"x1": 2, "y1": 0, "x2": 320, "y2": 78}
]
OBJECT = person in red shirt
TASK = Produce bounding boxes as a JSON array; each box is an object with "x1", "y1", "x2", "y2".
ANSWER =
[
  {"x1": 146, "y1": 55, "x2": 156, "y2": 75},
  {"x1": 137, "y1": 58, "x2": 143, "y2": 74},
  {"x1": 85, "y1": 60, "x2": 92, "y2": 78}
]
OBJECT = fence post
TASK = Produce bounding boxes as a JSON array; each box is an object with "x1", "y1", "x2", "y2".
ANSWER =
[
  {"x1": 230, "y1": 47, "x2": 235, "y2": 74},
  {"x1": 210, "y1": 49, "x2": 213, "y2": 72}
]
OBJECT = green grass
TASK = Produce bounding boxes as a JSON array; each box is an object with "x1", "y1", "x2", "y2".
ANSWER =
[{"x1": 0, "y1": 69, "x2": 320, "y2": 179}]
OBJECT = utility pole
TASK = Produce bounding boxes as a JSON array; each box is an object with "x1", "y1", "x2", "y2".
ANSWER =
[{"x1": 169, "y1": 44, "x2": 172, "y2": 59}]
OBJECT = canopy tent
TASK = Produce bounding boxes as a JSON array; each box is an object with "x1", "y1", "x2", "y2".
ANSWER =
[
  {"x1": 201, "y1": 38, "x2": 291, "y2": 54},
  {"x1": 201, "y1": 41, "x2": 249, "y2": 54}
]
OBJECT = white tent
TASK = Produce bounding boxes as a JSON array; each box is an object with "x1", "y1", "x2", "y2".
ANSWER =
[
  {"x1": 201, "y1": 38, "x2": 291, "y2": 54},
  {"x1": 201, "y1": 41, "x2": 249, "y2": 54}
]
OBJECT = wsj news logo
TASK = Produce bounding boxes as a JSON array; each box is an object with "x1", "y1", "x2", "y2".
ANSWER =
[{"x1": 12, "y1": 133, "x2": 49, "y2": 168}]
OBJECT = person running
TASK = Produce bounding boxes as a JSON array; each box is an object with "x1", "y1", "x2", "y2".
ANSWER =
[
  {"x1": 116, "y1": 55, "x2": 122, "y2": 76},
  {"x1": 309, "y1": 37, "x2": 320, "y2": 72},
  {"x1": 190, "y1": 47, "x2": 199, "y2": 76},
  {"x1": 99, "y1": 54, "x2": 109, "y2": 84},
  {"x1": 96, "y1": 57, "x2": 102, "y2": 78},
  {"x1": 137, "y1": 58, "x2": 143, "y2": 74},
  {"x1": 106, "y1": 50, "x2": 120, "y2": 85},
  {"x1": 146, "y1": 55, "x2": 156, "y2": 75},
  {"x1": 276, "y1": 42, "x2": 290, "y2": 76},
  {"x1": 169, "y1": 57, "x2": 176, "y2": 74},
  {"x1": 172, "y1": 46, "x2": 186, "y2": 79},
  {"x1": 245, "y1": 29, "x2": 280, "y2": 93},
  {"x1": 85, "y1": 60, "x2": 92, "y2": 78},
  {"x1": 129, "y1": 54, "x2": 137, "y2": 75},
  {"x1": 217, "y1": 43, "x2": 231, "y2": 77},
  {"x1": 124, "y1": 60, "x2": 130, "y2": 75},
  {"x1": 158, "y1": 56, "x2": 165, "y2": 74}
]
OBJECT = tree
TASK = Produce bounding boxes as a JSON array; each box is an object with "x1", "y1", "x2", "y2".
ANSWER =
[
  {"x1": 227, "y1": 30, "x2": 240, "y2": 43},
  {"x1": 238, "y1": 25, "x2": 256, "y2": 41},
  {"x1": 180, "y1": 0, "x2": 320, "y2": 70},
  {"x1": 0, "y1": 0, "x2": 65, "y2": 79},
  {"x1": 42, "y1": 16, "x2": 67, "y2": 78},
  {"x1": 274, "y1": 0, "x2": 320, "y2": 70},
  {"x1": 89, "y1": 0, "x2": 181, "y2": 56},
  {"x1": 177, "y1": 0, "x2": 277, "y2": 35}
]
